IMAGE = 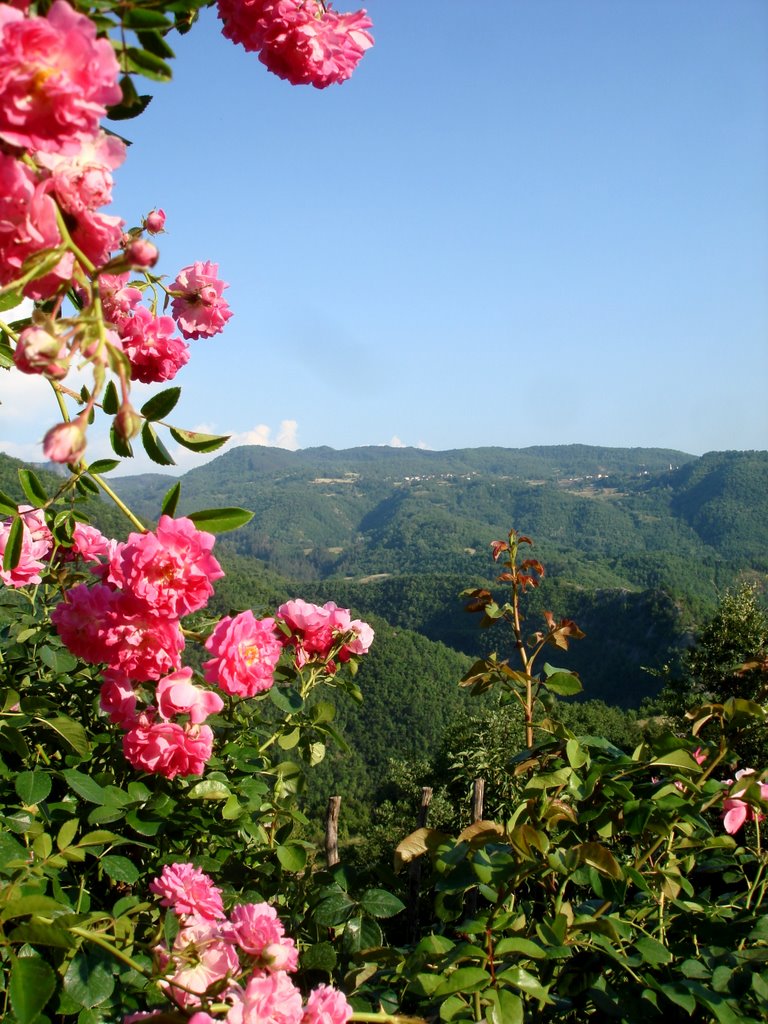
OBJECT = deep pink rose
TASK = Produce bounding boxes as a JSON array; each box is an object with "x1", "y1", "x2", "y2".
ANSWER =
[
  {"x1": 227, "y1": 902, "x2": 284, "y2": 958},
  {"x1": 71, "y1": 521, "x2": 111, "y2": 563},
  {"x1": 36, "y1": 131, "x2": 125, "y2": 214},
  {"x1": 203, "y1": 611, "x2": 283, "y2": 697},
  {"x1": 118, "y1": 306, "x2": 190, "y2": 384},
  {"x1": 722, "y1": 769, "x2": 768, "y2": 834},
  {"x1": 123, "y1": 720, "x2": 213, "y2": 779},
  {"x1": 111, "y1": 516, "x2": 223, "y2": 618},
  {"x1": 156, "y1": 667, "x2": 224, "y2": 725},
  {"x1": 170, "y1": 261, "x2": 233, "y2": 340},
  {"x1": 0, "y1": 506, "x2": 52, "y2": 587},
  {"x1": 149, "y1": 863, "x2": 226, "y2": 920},
  {"x1": 0, "y1": 152, "x2": 63, "y2": 292},
  {"x1": 99, "y1": 669, "x2": 138, "y2": 727},
  {"x1": 0, "y1": 0, "x2": 121, "y2": 153},
  {"x1": 144, "y1": 209, "x2": 166, "y2": 234}
]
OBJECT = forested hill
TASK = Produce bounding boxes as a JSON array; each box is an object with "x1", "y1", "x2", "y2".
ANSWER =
[{"x1": 2, "y1": 444, "x2": 766, "y2": 707}]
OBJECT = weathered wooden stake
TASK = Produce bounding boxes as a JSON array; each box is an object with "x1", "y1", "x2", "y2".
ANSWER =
[
  {"x1": 325, "y1": 795, "x2": 341, "y2": 867},
  {"x1": 472, "y1": 777, "x2": 485, "y2": 823}
]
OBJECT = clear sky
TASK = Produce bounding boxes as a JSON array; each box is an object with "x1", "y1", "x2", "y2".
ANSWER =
[{"x1": 2, "y1": 0, "x2": 767, "y2": 474}]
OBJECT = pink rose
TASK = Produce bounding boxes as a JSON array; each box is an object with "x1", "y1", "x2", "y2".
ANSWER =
[
  {"x1": 0, "y1": 0, "x2": 121, "y2": 153},
  {"x1": 111, "y1": 516, "x2": 223, "y2": 619},
  {"x1": 124, "y1": 238, "x2": 159, "y2": 268},
  {"x1": 42, "y1": 418, "x2": 87, "y2": 464},
  {"x1": 156, "y1": 667, "x2": 224, "y2": 725},
  {"x1": 0, "y1": 152, "x2": 63, "y2": 292},
  {"x1": 123, "y1": 719, "x2": 213, "y2": 779},
  {"x1": 239, "y1": 970, "x2": 303, "y2": 1024},
  {"x1": 227, "y1": 902, "x2": 285, "y2": 958},
  {"x1": 203, "y1": 611, "x2": 283, "y2": 697},
  {"x1": 14, "y1": 325, "x2": 70, "y2": 380},
  {"x1": 722, "y1": 769, "x2": 768, "y2": 835},
  {"x1": 144, "y1": 209, "x2": 166, "y2": 234},
  {"x1": 170, "y1": 261, "x2": 233, "y2": 340},
  {"x1": 36, "y1": 131, "x2": 125, "y2": 215},
  {"x1": 0, "y1": 507, "x2": 52, "y2": 588},
  {"x1": 118, "y1": 306, "x2": 190, "y2": 384},
  {"x1": 99, "y1": 669, "x2": 138, "y2": 728},
  {"x1": 302, "y1": 984, "x2": 353, "y2": 1024},
  {"x1": 150, "y1": 862, "x2": 226, "y2": 920},
  {"x1": 71, "y1": 521, "x2": 111, "y2": 563}
]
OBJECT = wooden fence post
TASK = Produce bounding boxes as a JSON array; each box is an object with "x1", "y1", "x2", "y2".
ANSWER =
[
  {"x1": 472, "y1": 777, "x2": 485, "y2": 823},
  {"x1": 325, "y1": 795, "x2": 341, "y2": 867},
  {"x1": 408, "y1": 787, "x2": 433, "y2": 941}
]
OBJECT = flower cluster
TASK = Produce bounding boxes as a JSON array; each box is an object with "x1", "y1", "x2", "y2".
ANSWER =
[
  {"x1": 51, "y1": 515, "x2": 225, "y2": 778},
  {"x1": 0, "y1": 506, "x2": 53, "y2": 588},
  {"x1": 277, "y1": 598, "x2": 374, "y2": 671},
  {"x1": 137, "y1": 863, "x2": 352, "y2": 1024},
  {"x1": 217, "y1": 0, "x2": 373, "y2": 88},
  {"x1": 1, "y1": 1, "x2": 232, "y2": 465}
]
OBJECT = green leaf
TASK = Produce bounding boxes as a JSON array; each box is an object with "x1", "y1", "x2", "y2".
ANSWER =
[
  {"x1": 1, "y1": 895, "x2": 69, "y2": 921},
  {"x1": 541, "y1": 670, "x2": 583, "y2": 696},
  {"x1": 38, "y1": 716, "x2": 90, "y2": 756},
  {"x1": 141, "y1": 422, "x2": 175, "y2": 466},
  {"x1": 651, "y1": 748, "x2": 704, "y2": 772},
  {"x1": 39, "y1": 645, "x2": 78, "y2": 673},
  {"x1": 100, "y1": 855, "x2": 140, "y2": 884},
  {"x1": 169, "y1": 426, "x2": 230, "y2": 453},
  {"x1": 18, "y1": 469, "x2": 48, "y2": 506},
  {"x1": 635, "y1": 935, "x2": 673, "y2": 965},
  {"x1": 124, "y1": 46, "x2": 173, "y2": 82},
  {"x1": 3, "y1": 515, "x2": 24, "y2": 572},
  {"x1": 494, "y1": 936, "x2": 546, "y2": 958},
  {"x1": 122, "y1": 9, "x2": 172, "y2": 28},
  {"x1": 434, "y1": 967, "x2": 491, "y2": 997},
  {"x1": 140, "y1": 386, "x2": 181, "y2": 421},
  {"x1": 15, "y1": 771, "x2": 52, "y2": 806},
  {"x1": 269, "y1": 686, "x2": 304, "y2": 714},
  {"x1": 276, "y1": 843, "x2": 308, "y2": 872},
  {"x1": 300, "y1": 941, "x2": 337, "y2": 973},
  {"x1": 572, "y1": 842, "x2": 623, "y2": 879},
  {"x1": 187, "y1": 780, "x2": 231, "y2": 801},
  {"x1": 57, "y1": 818, "x2": 79, "y2": 851},
  {"x1": 0, "y1": 289, "x2": 23, "y2": 313},
  {"x1": 0, "y1": 489, "x2": 18, "y2": 515},
  {"x1": 161, "y1": 481, "x2": 181, "y2": 517},
  {"x1": 108, "y1": 75, "x2": 152, "y2": 121},
  {"x1": 87, "y1": 459, "x2": 120, "y2": 475},
  {"x1": 62, "y1": 769, "x2": 107, "y2": 805},
  {"x1": 313, "y1": 892, "x2": 355, "y2": 926},
  {"x1": 109, "y1": 424, "x2": 133, "y2": 458},
  {"x1": 186, "y1": 507, "x2": 254, "y2": 533},
  {"x1": 9, "y1": 921, "x2": 77, "y2": 949},
  {"x1": 360, "y1": 888, "x2": 406, "y2": 919},
  {"x1": 487, "y1": 990, "x2": 524, "y2": 1024},
  {"x1": 103, "y1": 381, "x2": 121, "y2": 416},
  {"x1": 63, "y1": 949, "x2": 115, "y2": 1008},
  {"x1": 9, "y1": 954, "x2": 56, "y2": 1024},
  {"x1": 496, "y1": 965, "x2": 552, "y2": 1002},
  {"x1": 136, "y1": 28, "x2": 176, "y2": 59}
]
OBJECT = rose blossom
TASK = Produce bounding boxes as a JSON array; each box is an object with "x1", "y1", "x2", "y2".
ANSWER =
[
  {"x1": 43, "y1": 418, "x2": 87, "y2": 464},
  {"x1": 123, "y1": 719, "x2": 214, "y2": 779},
  {"x1": 0, "y1": 0, "x2": 122, "y2": 154},
  {"x1": 722, "y1": 769, "x2": 768, "y2": 835},
  {"x1": 237, "y1": 970, "x2": 303, "y2": 1024},
  {"x1": 14, "y1": 326, "x2": 70, "y2": 380},
  {"x1": 110, "y1": 516, "x2": 223, "y2": 618},
  {"x1": 36, "y1": 131, "x2": 125, "y2": 215},
  {"x1": 71, "y1": 521, "x2": 112, "y2": 562},
  {"x1": 118, "y1": 306, "x2": 190, "y2": 384},
  {"x1": 0, "y1": 507, "x2": 52, "y2": 587},
  {"x1": 144, "y1": 209, "x2": 166, "y2": 234},
  {"x1": 302, "y1": 985, "x2": 353, "y2": 1024},
  {"x1": 150, "y1": 862, "x2": 226, "y2": 920},
  {"x1": 99, "y1": 669, "x2": 138, "y2": 727},
  {"x1": 163, "y1": 922, "x2": 239, "y2": 1008},
  {"x1": 99, "y1": 273, "x2": 143, "y2": 327},
  {"x1": 203, "y1": 611, "x2": 283, "y2": 697},
  {"x1": 125, "y1": 238, "x2": 159, "y2": 268},
  {"x1": 156, "y1": 667, "x2": 224, "y2": 725},
  {"x1": 227, "y1": 903, "x2": 291, "y2": 962},
  {"x1": 170, "y1": 261, "x2": 233, "y2": 340},
  {"x1": 0, "y1": 152, "x2": 64, "y2": 292}
]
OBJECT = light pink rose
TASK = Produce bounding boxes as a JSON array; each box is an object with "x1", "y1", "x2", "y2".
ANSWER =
[
  {"x1": 124, "y1": 238, "x2": 159, "y2": 268},
  {"x1": 722, "y1": 769, "x2": 768, "y2": 835},
  {"x1": 43, "y1": 418, "x2": 87, "y2": 464},
  {"x1": 71, "y1": 521, "x2": 111, "y2": 562},
  {"x1": 0, "y1": 0, "x2": 122, "y2": 153},
  {"x1": 156, "y1": 667, "x2": 225, "y2": 725},
  {"x1": 150, "y1": 863, "x2": 226, "y2": 920},
  {"x1": 162, "y1": 917, "x2": 239, "y2": 1008},
  {"x1": 36, "y1": 131, "x2": 125, "y2": 215},
  {"x1": 227, "y1": 902, "x2": 284, "y2": 958},
  {"x1": 203, "y1": 611, "x2": 283, "y2": 697},
  {"x1": 0, "y1": 507, "x2": 52, "y2": 587},
  {"x1": 239, "y1": 970, "x2": 303, "y2": 1024},
  {"x1": 123, "y1": 720, "x2": 213, "y2": 779},
  {"x1": 170, "y1": 261, "x2": 233, "y2": 340},
  {"x1": 14, "y1": 325, "x2": 70, "y2": 380},
  {"x1": 302, "y1": 984, "x2": 353, "y2": 1024},
  {"x1": 99, "y1": 273, "x2": 143, "y2": 328}
]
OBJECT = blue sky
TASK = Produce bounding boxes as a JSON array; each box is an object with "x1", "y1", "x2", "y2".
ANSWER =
[{"x1": 2, "y1": 0, "x2": 767, "y2": 473}]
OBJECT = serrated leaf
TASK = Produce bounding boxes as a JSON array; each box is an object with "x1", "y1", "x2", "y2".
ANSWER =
[
  {"x1": 1, "y1": 895, "x2": 68, "y2": 921},
  {"x1": 63, "y1": 949, "x2": 115, "y2": 1008},
  {"x1": 107, "y1": 76, "x2": 152, "y2": 121},
  {"x1": 101, "y1": 381, "x2": 119, "y2": 415},
  {"x1": 109, "y1": 424, "x2": 133, "y2": 458},
  {"x1": 276, "y1": 843, "x2": 308, "y2": 872},
  {"x1": 0, "y1": 488, "x2": 18, "y2": 515},
  {"x1": 300, "y1": 941, "x2": 337, "y2": 973},
  {"x1": 140, "y1": 386, "x2": 181, "y2": 421},
  {"x1": 651, "y1": 749, "x2": 703, "y2": 772},
  {"x1": 10, "y1": 954, "x2": 56, "y2": 1024},
  {"x1": 62, "y1": 769, "x2": 106, "y2": 805},
  {"x1": 57, "y1": 818, "x2": 79, "y2": 851},
  {"x1": 141, "y1": 422, "x2": 175, "y2": 466},
  {"x1": 38, "y1": 716, "x2": 90, "y2": 756},
  {"x1": 313, "y1": 892, "x2": 355, "y2": 926},
  {"x1": 3, "y1": 515, "x2": 24, "y2": 572},
  {"x1": 100, "y1": 854, "x2": 140, "y2": 884},
  {"x1": 434, "y1": 967, "x2": 491, "y2": 997},
  {"x1": 87, "y1": 459, "x2": 120, "y2": 475},
  {"x1": 161, "y1": 481, "x2": 181, "y2": 517},
  {"x1": 187, "y1": 780, "x2": 230, "y2": 801},
  {"x1": 186, "y1": 507, "x2": 254, "y2": 533},
  {"x1": 124, "y1": 46, "x2": 173, "y2": 82},
  {"x1": 0, "y1": 289, "x2": 23, "y2": 312},
  {"x1": 541, "y1": 670, "x2": 583, "y2": 696},
  {"x1": 360, "y1": 888, "x2": 405, "y2": 919},
  {"x1": 15, "y1": 771, "x2": 52, "y2": 806},
  {"x1": 169, "y1": 426, "x2": 230, "y2": 453},
  {"x1": 122, "y1": 9, "x2": 172, "y2": 28}
]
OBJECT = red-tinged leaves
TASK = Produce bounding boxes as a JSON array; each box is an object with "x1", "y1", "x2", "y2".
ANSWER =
[
  {"x1": 463, "y1": 588, "x2": 493, "y2": 613},
  {"x1": 491, "y1": 540, "x2": 509, "y2": 561}
]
